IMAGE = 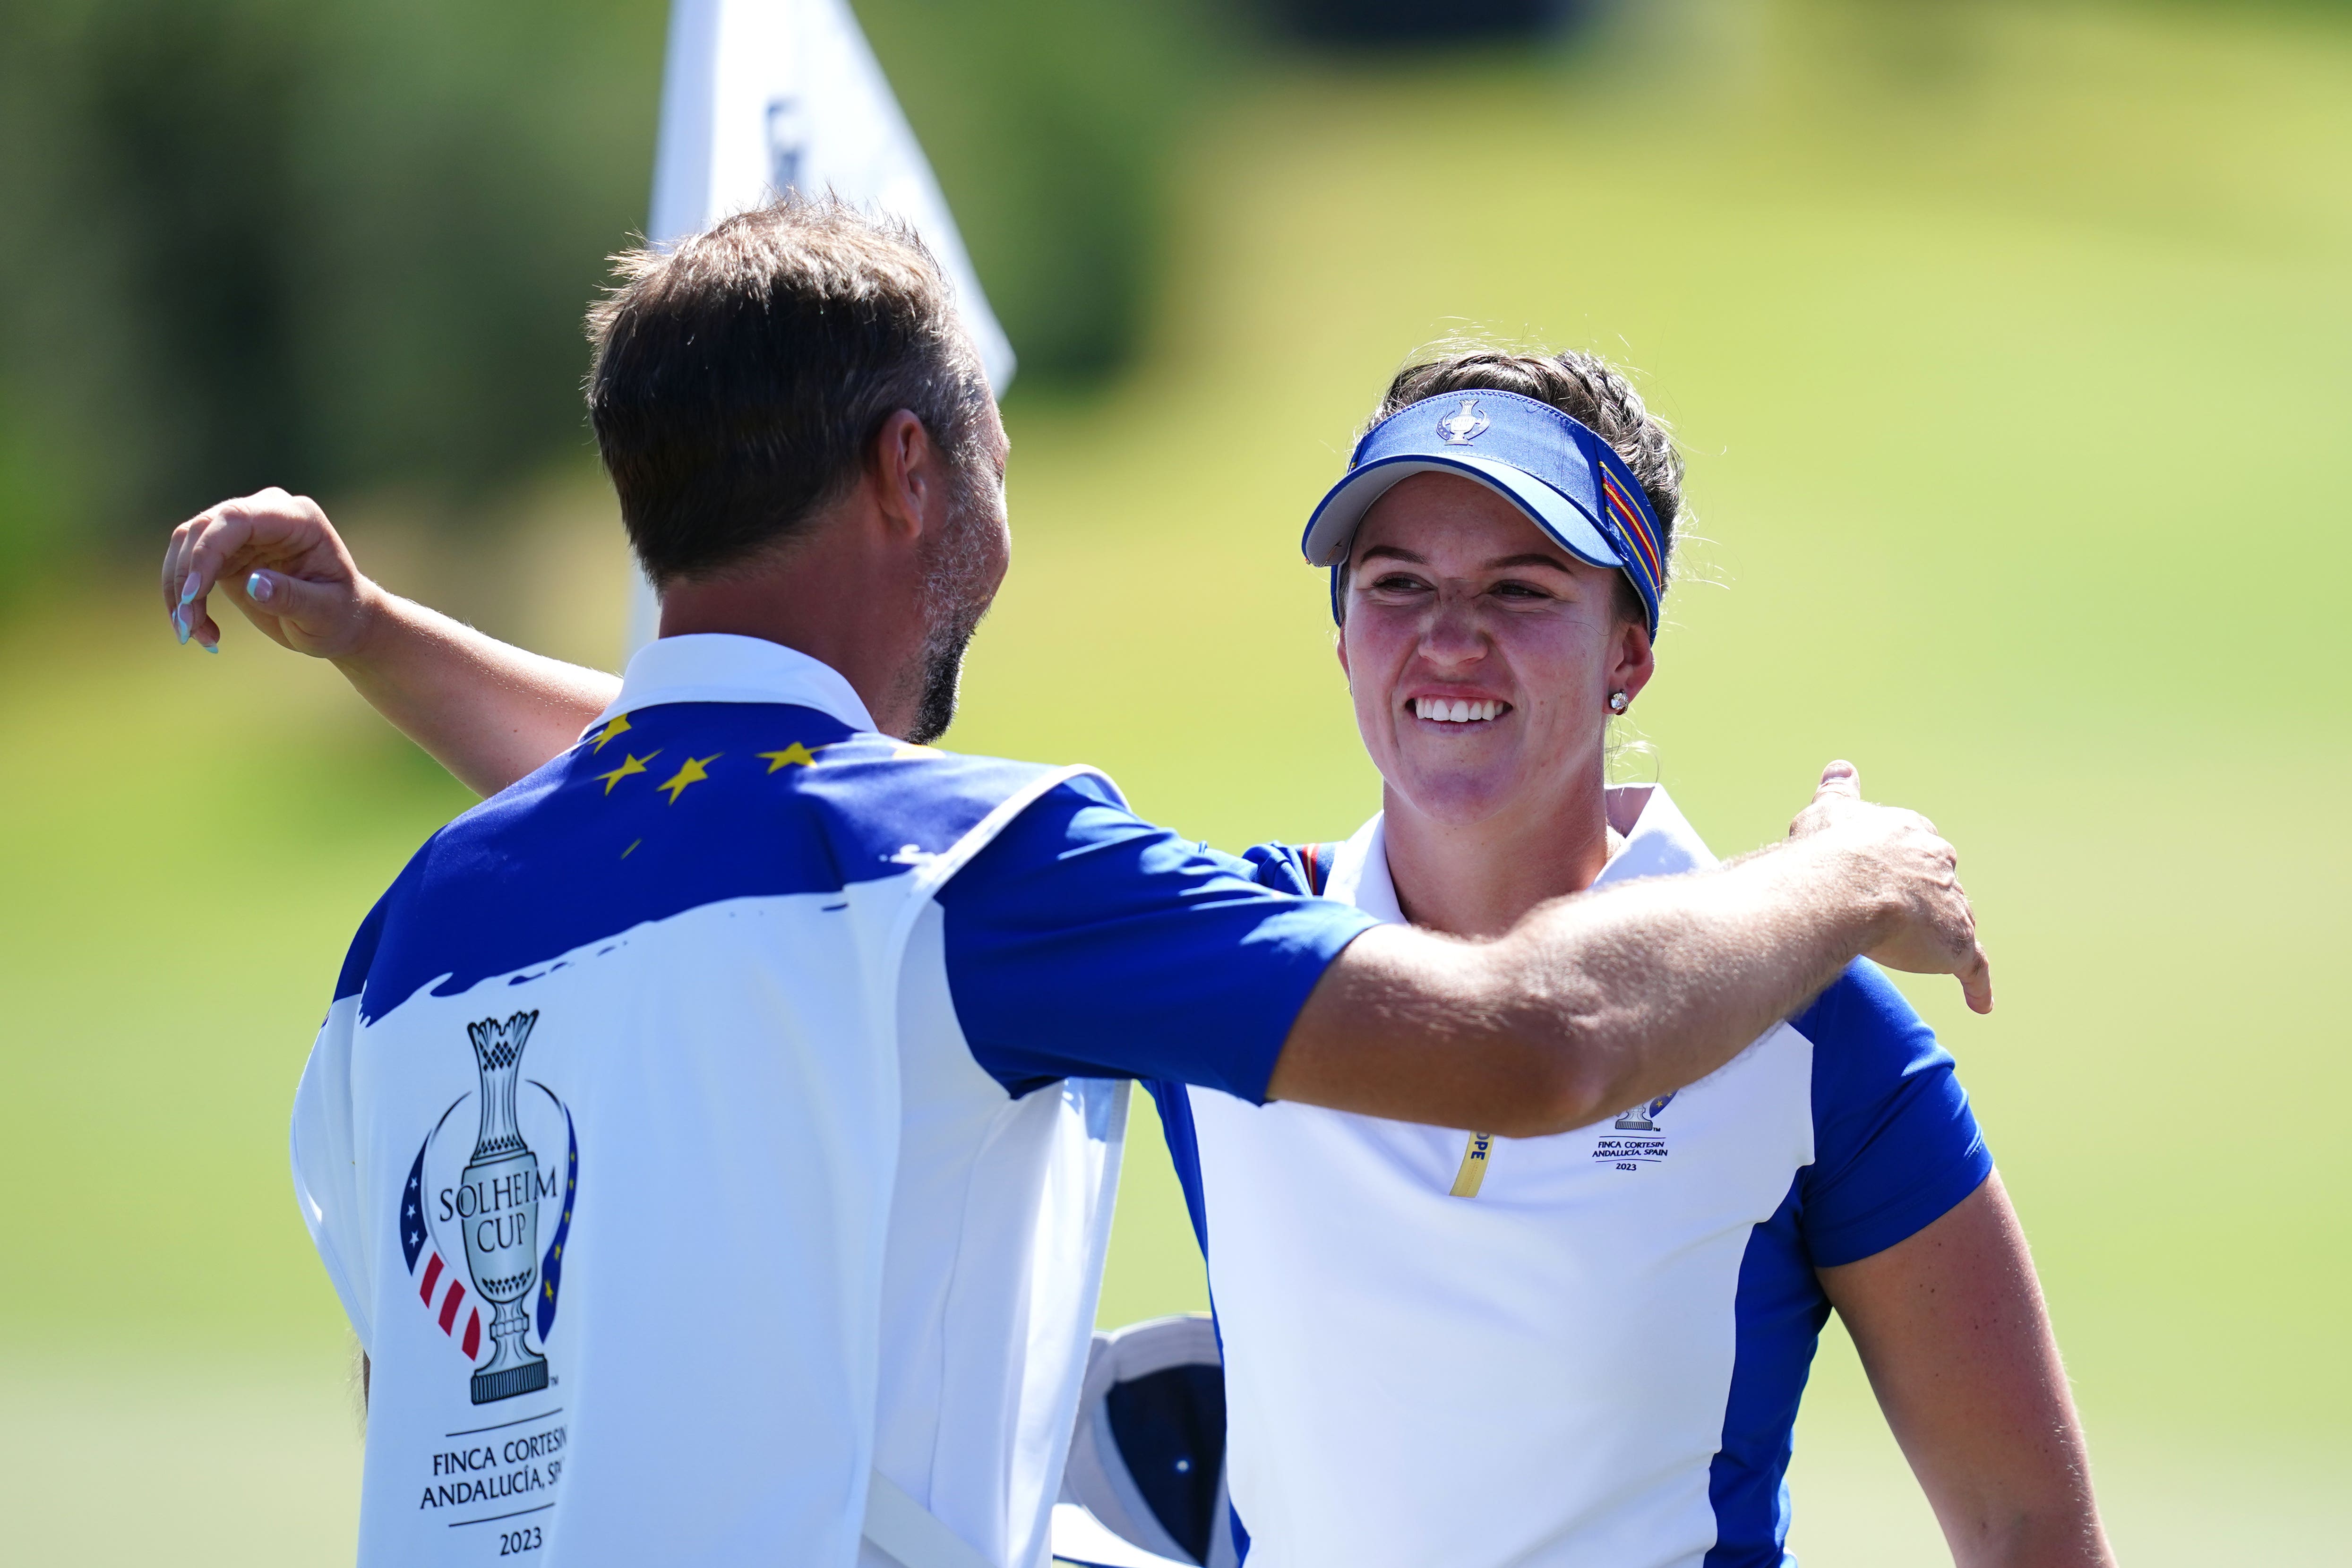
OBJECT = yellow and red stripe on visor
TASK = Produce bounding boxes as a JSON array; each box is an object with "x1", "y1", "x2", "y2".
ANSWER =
[{"x1": 1598, "y1": 468, "x2": 1664, "y2": 607}]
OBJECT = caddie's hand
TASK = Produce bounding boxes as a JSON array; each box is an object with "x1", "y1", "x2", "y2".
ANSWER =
[
  {"x1": 1792, "y1": 760, "x2": 1994, "y2": 1015},
  {"x1": 162, "y1": 488, "x2": 377, "y2": 658}
]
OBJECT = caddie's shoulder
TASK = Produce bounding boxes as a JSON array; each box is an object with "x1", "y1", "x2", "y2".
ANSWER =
[
  {"x1": 790, "y1": 735, "x2": 1124, "y2": 872},
  {"x1": 333, "y1": 885, "x2": 395, "y2": 1006},
  {"x1": 793, "y1": 733, "x2": 1106, "y2": 809},
  {"x1": 333, "y1": 833, "x2": 443, "y2": 1010}
]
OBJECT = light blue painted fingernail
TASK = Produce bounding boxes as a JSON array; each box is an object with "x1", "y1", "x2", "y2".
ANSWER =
[
  {"x1": 179, "y1": 576, "x2": 200, "y2": 605},
  {"x1": 173, "y1": 608, "x2": 189, "y2": 645},
  {"x1": 246, "y1": 571, "x2": 272, "y2": 604},
  {"x1": 201, "y1": 639, "x2": 218, "y2": 655}
]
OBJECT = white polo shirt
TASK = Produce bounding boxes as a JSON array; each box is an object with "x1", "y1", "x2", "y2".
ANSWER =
[
  {"x1": 1153, "y1": 786, "x2": 1990, "y2": 1568},
  {"x1": 292, "y1": 634, "x2": 1376, "y2": 1568}
]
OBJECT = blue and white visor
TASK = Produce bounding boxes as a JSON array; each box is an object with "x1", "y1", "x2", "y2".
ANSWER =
[
  {"x1": 1053, "y1": 1315, "x2": 1234, "y2": 1568},
  {"x1": 1302, "y1": 389, "x2": 1666, "y2": 636}
]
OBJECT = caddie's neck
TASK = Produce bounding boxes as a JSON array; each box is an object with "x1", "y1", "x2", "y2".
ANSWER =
[
  {"x1": 655, "y1": 505, "x2": 935, "y2": 736},
  {"x1": 1379, "y1": 747, "x2": 1615, "y2": 941},
  {"x1": 652, "y1": 407, "x2": 1008, "y2": 740}
]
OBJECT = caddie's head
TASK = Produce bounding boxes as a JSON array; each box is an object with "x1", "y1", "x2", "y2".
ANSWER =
[
  {"x1": 584, "y1": 197, "x2": 1007, "y2": 743},
  {"x1": 1305, "y1": 348, "x2": 1681, "y2": 828}
]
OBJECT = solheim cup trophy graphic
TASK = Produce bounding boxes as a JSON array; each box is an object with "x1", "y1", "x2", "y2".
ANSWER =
[
  {"x1": 1614, "y1": 1092, "x2": 1675, "y2": 1132},
  {"x1": 462, "y1": 1011, "x2": 549, "y2": 1404}
]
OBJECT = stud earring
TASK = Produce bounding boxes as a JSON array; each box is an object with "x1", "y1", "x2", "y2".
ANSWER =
[{"x1": 1608, "y1": 690, "x2": 1629, "y2": 713}]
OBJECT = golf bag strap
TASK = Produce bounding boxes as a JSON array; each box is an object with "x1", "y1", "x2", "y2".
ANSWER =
[{"x1": 863, "y1": 1469, "x2": 996, "y2": 1568}]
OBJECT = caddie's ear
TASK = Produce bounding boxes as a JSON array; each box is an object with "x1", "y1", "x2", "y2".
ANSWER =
[{"x1": 868, "y1": 408, "x2": 938, "y2": 544}]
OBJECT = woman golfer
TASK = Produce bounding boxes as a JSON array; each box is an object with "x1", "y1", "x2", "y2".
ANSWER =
[{"x1": 1147, "y1": 347, "x2": 2108, "y2": 1568}]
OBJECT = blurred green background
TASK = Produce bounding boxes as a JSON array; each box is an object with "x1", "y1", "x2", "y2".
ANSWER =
[{"x1": 3, "y1": 0, "x2": 2347, "y2": 1562}]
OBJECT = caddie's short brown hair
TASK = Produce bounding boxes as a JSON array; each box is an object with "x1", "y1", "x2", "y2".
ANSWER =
[{"x1": 585, "y1": 196, "x2": 992, "y2": 585}]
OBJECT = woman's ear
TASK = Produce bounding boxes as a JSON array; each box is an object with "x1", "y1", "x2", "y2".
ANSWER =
[{"x1": 1612, "y1": 617, "x2": 1657, "y2": 707}]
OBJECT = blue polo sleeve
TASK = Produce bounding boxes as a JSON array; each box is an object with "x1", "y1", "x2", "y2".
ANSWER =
[
  {"x1": 936, "y1": 782, "x2": 1378, "y2": 1102},
  {"x1": 1794, "y1": 960, "x2": 1994, "y2": 1268}
]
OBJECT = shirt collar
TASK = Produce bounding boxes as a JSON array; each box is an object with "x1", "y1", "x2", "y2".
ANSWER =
[
  {"x1": 1323, "y1": 813, "x2": 1403, "y2": 923},
  {"x1": 1590, "y1": 783, "x2": 1717, "y2": 886},
  {"x1": 1322, "y1": 784, "x2": 1717, "y2": 924},
  {"x1": 587, "y1": 634, "x2": 877, "y2": 737}
]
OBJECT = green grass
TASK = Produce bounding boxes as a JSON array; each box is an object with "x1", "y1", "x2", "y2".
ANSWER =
[{"x1": 6, "y1": 0, "x2": 2349, "y2": 1561}]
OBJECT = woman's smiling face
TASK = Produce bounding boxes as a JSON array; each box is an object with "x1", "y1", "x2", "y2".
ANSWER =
[{"x1": 1337, "y1": 471, "x2": 1655, "y2": 831}]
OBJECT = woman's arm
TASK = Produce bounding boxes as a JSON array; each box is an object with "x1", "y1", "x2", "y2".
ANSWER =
[
  {"x1": 164, "y1": 488, "x2": 619, "y2": 796},
  {"x1": 1818, "y1": 1174, "x2": 2113, "y2": 1568}
]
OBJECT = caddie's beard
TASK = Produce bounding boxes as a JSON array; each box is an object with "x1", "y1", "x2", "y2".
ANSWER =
[{"x1": 904, "y1": 481, "x2": 997, "y2": 745}]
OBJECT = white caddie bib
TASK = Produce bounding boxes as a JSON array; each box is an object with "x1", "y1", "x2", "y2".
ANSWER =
[{"x1": 294, "y1": 636, "x2": 1124, "y2": 1568}]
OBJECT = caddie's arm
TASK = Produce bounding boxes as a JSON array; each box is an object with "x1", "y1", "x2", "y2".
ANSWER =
[
  {"x1": 1269, "y1": 764, "x2": 1992, "y2": 1138},
  {"x1": 163, "y1": 488, "x2": 617, "y2": 796}
]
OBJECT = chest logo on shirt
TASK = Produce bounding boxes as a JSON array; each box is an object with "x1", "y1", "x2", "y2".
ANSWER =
[
  {"x1": 398, "y1": 1011, "x2": 581, "y2": 1405},
  {"x1": 1594, "y1": 1092, "x2": 1676, "y2": 1170}
]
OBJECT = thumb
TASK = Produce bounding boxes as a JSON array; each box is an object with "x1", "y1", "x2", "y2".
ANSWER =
[
  {"x1": 1959, "y1": 941, "x2": 1994, "y2": 1015},
  {"x1": 237, "y1": 568, "x2": 362, "y2": 654},
  {"x1": 1814, "y1": 759, "x2": 1861, "y2": 803}
]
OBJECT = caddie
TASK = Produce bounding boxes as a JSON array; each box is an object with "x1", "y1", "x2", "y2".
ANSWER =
[{"x1": 163, "y1": 198, "x2": 1991, "y2": 1568}]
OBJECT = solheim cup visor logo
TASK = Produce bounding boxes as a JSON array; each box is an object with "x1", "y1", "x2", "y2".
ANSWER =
[
  {"x1": 398, "y1": 1011, "x2": 581, "y2": 1404},
  {"x1": 1436, "y1": 398, "x2": 1490, "y2": 445}
]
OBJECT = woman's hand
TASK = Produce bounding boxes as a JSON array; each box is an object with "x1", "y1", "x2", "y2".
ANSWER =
[
  {"x1": 158, "y1": 487, "x2": 620, "y2": 796},
  {"x1": 163, "y1": 488, "x2": 380, "y2": 658},
  {"x1": 1790, "y1": 760, "x2": 1994, "y2": 1014}
]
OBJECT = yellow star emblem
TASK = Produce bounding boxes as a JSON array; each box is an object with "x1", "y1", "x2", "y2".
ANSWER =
[
  {"x1": 758, "y1": 742, "x2": 820, "y2": 772},
  {"x1": 588, "y1": 714, "x2": 631, "y2": 753},
  {"x1": 594, "y1": 750, "x2": 659, "y2": 795},
  {"x1": 655, "y1": 753, "x2": 721, "y2": 803}
]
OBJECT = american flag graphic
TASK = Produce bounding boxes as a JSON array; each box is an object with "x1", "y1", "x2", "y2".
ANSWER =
[{"x1": 401, "y1": 1137, "x2": 484, "y2": 1361}]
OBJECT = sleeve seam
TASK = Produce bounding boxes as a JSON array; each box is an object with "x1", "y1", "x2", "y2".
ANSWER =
[{"x1": 1807, "y1": 1153, "x2": 1993, "y2": 1270}]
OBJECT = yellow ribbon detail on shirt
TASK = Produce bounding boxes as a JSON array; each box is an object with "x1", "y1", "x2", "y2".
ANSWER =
[{"x1": 1449, "y1": 1131, "x2": 1496, "y2": 1198}]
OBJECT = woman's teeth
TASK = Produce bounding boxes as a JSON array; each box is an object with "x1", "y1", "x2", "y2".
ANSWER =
[{"x1": 1414, "y1": 697, "x2": 1503, "y2": 723}]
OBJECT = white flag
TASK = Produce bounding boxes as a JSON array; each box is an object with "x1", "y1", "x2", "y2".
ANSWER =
[
  {"x1": 646, "y1": 0, "x2": 1015, "y2": 390},
  {"x1": 629, "y1": 0, "x2": 1015, "y2": 650}
]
